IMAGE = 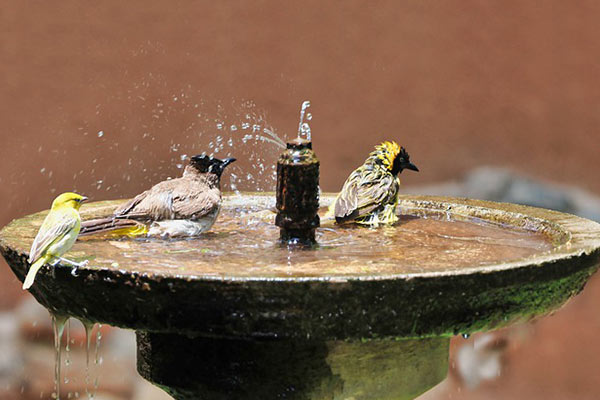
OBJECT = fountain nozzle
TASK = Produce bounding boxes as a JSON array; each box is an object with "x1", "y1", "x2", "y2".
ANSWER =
[{"x1": 276, "y1": 138, "x2": 320, "y2": 246}]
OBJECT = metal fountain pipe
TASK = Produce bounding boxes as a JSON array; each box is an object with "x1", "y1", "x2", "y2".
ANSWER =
[{"x1": 275, "y1": 137, "x2": 320, "y2": 246}]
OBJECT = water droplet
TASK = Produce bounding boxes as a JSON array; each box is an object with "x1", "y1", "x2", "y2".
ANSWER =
[
  {"x1": 97, "y1": 131, "x2": 104, "y2": 137},
  {"x1": 306, "y1": 113, "x2": 312, "y2": 121},
  {"x1": 230, "y1": 125, "x2": 237, "y2": 131},
  {"x1": 242, "y1": 134, "x2": 252, "y2": 143}
]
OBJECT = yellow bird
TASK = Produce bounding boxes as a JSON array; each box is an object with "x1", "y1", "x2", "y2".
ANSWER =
[
  {"x1": 332, "y1": 141, "x2": 418, "y2": 226},
  {"x1": 23, "y1": 192, "x2": 88, "y2": 290}
]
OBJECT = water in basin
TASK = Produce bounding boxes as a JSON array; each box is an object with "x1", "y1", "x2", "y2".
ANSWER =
[{"x1": 74, "y1": 199, "x2": 553, "y2": 278}]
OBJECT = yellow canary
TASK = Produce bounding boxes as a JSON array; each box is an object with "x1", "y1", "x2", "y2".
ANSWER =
[
  {"x1": 332, "y1": 141, "x2": 418, "y2": 226},
  {"x1": 23, "y1": 192, "x2": 88, "y2": 290}
]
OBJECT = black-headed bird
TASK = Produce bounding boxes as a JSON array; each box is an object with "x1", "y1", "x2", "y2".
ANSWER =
[
  {"x1": 80, "y1": 155, "x2": 236, "y2": 237},
  {"x1": 24, "y1": 192, "x2": 88, "y2": 290},
  {"x1": 332, "y1": 141, "x2": 418, "y2": 226}
]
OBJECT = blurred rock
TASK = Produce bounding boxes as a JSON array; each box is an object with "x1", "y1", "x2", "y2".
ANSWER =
[
  {"x1": 412, "y1": 166, "x2": 600, "y2": 221},
  {"x1": 462, "y1": 167, "x2": 515, "y2": 202},
  {"x1": 132, "y1": 378, "x2": 174, "y2": 400},
  {"x1": 464, "y1": 167, "x2": 573, "y2": 212},
  {"x1": 0, "y1": 312, "x2": 25, "y2": 399},
  {"x1": 455, "y1": 333, "x2": 508, "y2": 389},
  {"x1": 15, "y1": 297, "x2": 53, "y2": 343}
]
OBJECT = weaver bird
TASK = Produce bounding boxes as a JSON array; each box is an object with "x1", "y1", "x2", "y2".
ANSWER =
[
  {"x1": 23, "y1": 192, "x2": 88, "y2": 290},
  {"x1": 333, "y1": 141, "x2": 418, "y2": 226},
  {"x1": 81, "y1": 155, "x2": 236, "y2": 237}
]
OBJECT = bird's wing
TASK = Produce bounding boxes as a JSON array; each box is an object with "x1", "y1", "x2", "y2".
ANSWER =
[
  {"x1": 335, "y1": 168, "x2": 398, "y2": 222},
  {"x1": 29, "y1": 209, "x2": 79, "y2": 263},
  {"x1": 114, "y1": 179, "x2": 183, "y2": 220},
  {"x1": 114, "y1": 189, "x2": 151, "y2": 217},
  {"x1": 334, "y1": 171, "x2": 361, "y2": 220},
  {"x1": 171, "y1": 186, "x2": 221, "y2": 219}
]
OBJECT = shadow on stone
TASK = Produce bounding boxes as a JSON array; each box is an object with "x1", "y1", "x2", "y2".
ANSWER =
[{"x1": 137, "y1": 332, "x2": 449, "y2": 400}]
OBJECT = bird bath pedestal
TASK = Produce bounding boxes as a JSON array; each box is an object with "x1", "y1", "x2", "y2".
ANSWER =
[{"x1": 2, "y1": 194, "x2": 600, "y2": 399}]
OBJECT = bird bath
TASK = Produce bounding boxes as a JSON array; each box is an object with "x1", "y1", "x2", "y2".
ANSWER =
[{"x1": 2, "y1": 193, "x2": 600, "y2": 399}]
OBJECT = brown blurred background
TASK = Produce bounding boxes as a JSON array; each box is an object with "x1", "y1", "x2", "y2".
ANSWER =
[{"x1": 1, "y1": 1, "x2": 600, "y2": 399}]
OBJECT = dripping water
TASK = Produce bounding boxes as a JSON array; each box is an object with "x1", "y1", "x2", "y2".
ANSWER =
[
  {"x1": 83, "y1": 322, "x2": 95, "y2": 399},
  {"x1": 64, "y1": 319, "x2": 71, "y2": 386},
  {"x1": 93, "y1": 324, "x2": 103, "y2": 396},
  {"x1": 51, "y1": 314, "x2": 68, "y2": 400}
]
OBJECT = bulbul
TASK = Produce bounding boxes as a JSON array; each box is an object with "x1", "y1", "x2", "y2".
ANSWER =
[
  {"x1": 81, "y1": 155, "x2": 236, "y2": 237},
  {"x1": 333, "y1": 141, "x2": 418, "y2": 226},
  {"x1": 24, "y1": 192, "x2": 88, "y2": 290}
]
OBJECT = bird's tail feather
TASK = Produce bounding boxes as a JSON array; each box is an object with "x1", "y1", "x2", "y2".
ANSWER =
[
  {"x1": 23, "y1": 257, "x2": 47, "y2": 290},
  {"x1": 80, "y1": 217, "x2": 148, "y2": 237}
]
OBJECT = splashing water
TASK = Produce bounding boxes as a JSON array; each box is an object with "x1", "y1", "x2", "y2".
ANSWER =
[{"x1": 297, "y1": 100, "x2": 312, "y2": 141}]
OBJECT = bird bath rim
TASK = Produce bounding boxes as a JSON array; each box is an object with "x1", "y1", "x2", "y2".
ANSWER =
[
  {"x1": 1, "y1": 192, "x2": 600, "y2": 340},
  {"x1": 3, "y1": 192, "x2": 585, "y2": 281}
]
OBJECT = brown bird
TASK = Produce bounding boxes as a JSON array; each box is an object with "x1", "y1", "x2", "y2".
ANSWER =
[
  {"x1": 81, "y1": 155, "x2": 236, "y2": 237},
  {"x1": 332, "y1": 141, "x2": 418, "y2": 226}
]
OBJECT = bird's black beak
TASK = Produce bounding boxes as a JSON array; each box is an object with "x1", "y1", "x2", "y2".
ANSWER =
[
  {"x1": 405, "y1": 162, "x2": 419, "y2": 172},
  {"x1": 221, "y1": 158, "x2": 236, "y2": 168}
]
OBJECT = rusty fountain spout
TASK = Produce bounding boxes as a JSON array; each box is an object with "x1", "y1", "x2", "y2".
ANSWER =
[
  {"x1": 275, "y1": 137, "x2": 320, "y2": 246},
  {"x1": 276, "y1": 100, "x2": 320, "y2": 246}
]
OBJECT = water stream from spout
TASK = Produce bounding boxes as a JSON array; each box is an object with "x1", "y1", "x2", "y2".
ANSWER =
[{"x1": 297, "y1": 100, "x2": 312, "y2": 141}]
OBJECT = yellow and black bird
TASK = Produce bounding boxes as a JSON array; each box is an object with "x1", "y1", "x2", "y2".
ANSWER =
[
  {"x1": 81, "y1": 155, "x2": 236, "y2": 237},
  {"x1": 332, "y1": 141, "x2": 418, "y2": 226},
  {"x1": 24, "y1": 192, "x2": 88, "y2": 290}
]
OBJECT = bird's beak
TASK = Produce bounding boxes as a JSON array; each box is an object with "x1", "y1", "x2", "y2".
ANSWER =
[
  {"x1": 405, "y1": 162, "x2": 419, "y2": 172},
  {"x1": 222, "y1": 158, "x2": 236, "y2": 167},
  {"x1": 80, "y1": 196, "x2": 89, "y2": 203}
]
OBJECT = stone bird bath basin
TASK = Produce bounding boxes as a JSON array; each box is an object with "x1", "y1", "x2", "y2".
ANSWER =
[{"x1": 2, "y1": 193, "x2": 600, "y2": 399}]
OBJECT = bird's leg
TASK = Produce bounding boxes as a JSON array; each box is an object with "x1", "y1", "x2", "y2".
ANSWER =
[
  {"x1": 50, "y1": 258, "x2": 61, "y2": 278},
  {"x1": 58, "y1": 257, "x2": 89, "y2": 268}
]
